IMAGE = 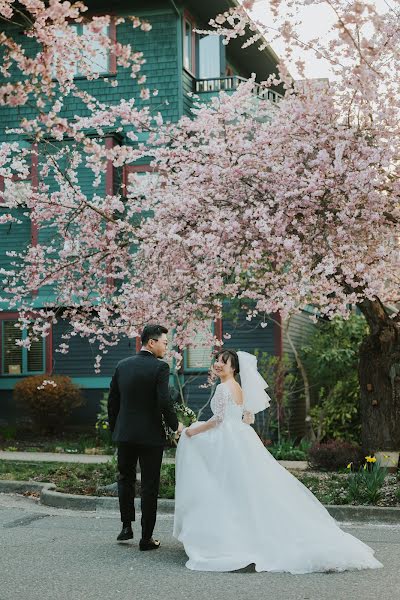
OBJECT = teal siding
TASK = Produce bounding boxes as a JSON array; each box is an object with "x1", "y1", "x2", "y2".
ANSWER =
[
  {"x1": 34, "y1": 142, "x2": 105, "y2": 305},
  {"x1": 182, "y1": 69, "x2": 195, "y2": 116},
  {"x1": 115, "y1": 10, "x2": 181, "y2": 123},
  {"x1": 0, "y1": 208, "x2": 31, "y2": 308},
  {"x1": 223, "y1": 311, "x2": 276, "y2": 356},
  {"x1": 0, "y1": 8, "x2": 182, "y2": 309},
  {"x1": 52, "y1": 320, "x2": 135, "y2": 377}
]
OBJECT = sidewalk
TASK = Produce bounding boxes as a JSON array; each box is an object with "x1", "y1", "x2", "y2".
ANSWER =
[
  {"x1": 0, "y1": 450, "x2": 307, "y2": 469},
  {"x1": 0, "y1": 450, "x2": 174, "y2": 465}
]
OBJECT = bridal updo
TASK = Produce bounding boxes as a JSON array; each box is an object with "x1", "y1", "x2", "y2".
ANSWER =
[{"x1": 214, "y1": 349, "x2": 240, "y2": 376}]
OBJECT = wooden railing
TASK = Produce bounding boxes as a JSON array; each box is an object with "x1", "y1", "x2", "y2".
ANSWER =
[{"x1": 194, "y1": 76, "x2": 282, "y2": 103}]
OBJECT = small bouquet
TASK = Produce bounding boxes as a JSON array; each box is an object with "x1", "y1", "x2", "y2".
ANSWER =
[
  {"x1": 164, "y1": 386, "x2": 197, "y2": 445},
  {"x1": 175, "y1": 402, "x2": 197, "y2": 428},
  {"x1": 166, "y1": 402, "x2": 197, "y2": 445}
]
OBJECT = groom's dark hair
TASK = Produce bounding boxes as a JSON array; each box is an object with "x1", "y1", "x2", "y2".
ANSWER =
[{"x1": 141, "y1": 324, "x2": 168, "y2": 346}]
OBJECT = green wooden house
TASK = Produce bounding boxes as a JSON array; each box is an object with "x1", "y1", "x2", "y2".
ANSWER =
[{"x1": 0, "y1": 0, "x2": 312, "y2": 436}]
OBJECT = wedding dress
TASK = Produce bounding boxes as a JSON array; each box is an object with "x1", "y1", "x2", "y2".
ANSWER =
[{"x1": 173, "y1": 382, "x2": 383, "y2": 573}]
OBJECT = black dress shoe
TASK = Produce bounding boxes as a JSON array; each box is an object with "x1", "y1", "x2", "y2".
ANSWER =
[
  {"x1": 139, "y1": 538, "x2": 160, "y2": 551},
  {"x1": 117, "y1": 526, "x2": 133, "y2": 541}
]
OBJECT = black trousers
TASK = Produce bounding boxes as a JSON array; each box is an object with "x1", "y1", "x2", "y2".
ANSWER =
[{"x1": 117, "y1": 443, "x2": 164, "y2": 541}]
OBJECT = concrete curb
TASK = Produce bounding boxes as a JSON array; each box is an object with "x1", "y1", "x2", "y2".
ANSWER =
[
  {"x1": 326, "y1": 504, "x2": 400, "y2": 524},
  {"x1": 40, "y1": 486, "x2": 175, "y2": 513},
  {"x1": 1, "y1": 480, "x2": 399, "y2": 522},
  {"x1": 0, "y1": 480, "x2": 55, "y2": 495}
]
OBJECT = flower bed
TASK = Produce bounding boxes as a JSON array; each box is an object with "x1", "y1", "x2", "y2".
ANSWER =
[{"x1": 1, "y1": 460, "x2": 399, "y2": 505}]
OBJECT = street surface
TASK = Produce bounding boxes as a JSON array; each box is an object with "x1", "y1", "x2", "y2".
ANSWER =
[{"x1": 0, "y1": 493, "x2": 399, "y2": 600}]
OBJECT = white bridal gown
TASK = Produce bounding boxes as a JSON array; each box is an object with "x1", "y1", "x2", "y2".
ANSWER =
[{"x1": 173, "y1": 383, "x2": 383, "y2": 573}]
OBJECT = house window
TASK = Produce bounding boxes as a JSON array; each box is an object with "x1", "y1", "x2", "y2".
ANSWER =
[
  {"x1": 122, "y1": 164, "x2": 159, "y2": 202},
  {"x1": 183, "y1": 14, "x2": 196, "y2": 74},
  {"x1": 198, "y1": 35, "x2": 222, "y2": 79},
  {"x1": 0, "y1": 178, "x2": 31, "y2": 207},
  {"x1": 53, "y1": 22, "x2": 114, "y2": 78},
  {"x1": 184, "y1": 321, "x2": 214, "y2": 371},
  {"x1": 1, "y1": 320, "x2": 45, "y2": 376},
  {"x1": 0, "y1": 142, "x2": 35, "y2": 207}
]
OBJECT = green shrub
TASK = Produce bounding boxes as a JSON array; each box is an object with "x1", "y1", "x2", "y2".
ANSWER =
[
  {"x1": 0, "y1": 425, "x2": 17, "y2": 442},
  {"x1": 308, "y1": 440, "x2": 365, "y2": 471},
  {"x1": 95, "y1": 392, "x2": 112, "y2": 446},
  {"x1": 301, "y1": 315, "x2": 367, "y2": 443},
  {"x1": 309, "y1": 377, "x2": 361, "y2": 443},
  {"x1": 14, "y1": 375, "x2": 84, "y2": 434},
  {"x1": 347, "y1": 459, "x2": 388, "y2": 504},
  {"x1": 159, "y1": 463, "x2": 175, "y2": 498},
  {"x1": 267, "y1": 439, "x2": 310, "y2": 461}
]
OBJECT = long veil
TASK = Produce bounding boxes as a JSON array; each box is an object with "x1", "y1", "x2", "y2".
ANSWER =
[{"x1": 237, "y1": 351, "x2": 271, "y2": 416}]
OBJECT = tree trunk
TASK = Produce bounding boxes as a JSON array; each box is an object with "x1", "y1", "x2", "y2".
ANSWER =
[{"x1": 358, "y1": 297, "x2": 400, "y2": 451}]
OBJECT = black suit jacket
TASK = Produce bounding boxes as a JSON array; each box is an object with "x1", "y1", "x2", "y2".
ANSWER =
[{"x1": 107, "y1": 351, "x2": 179, "y2": 446}]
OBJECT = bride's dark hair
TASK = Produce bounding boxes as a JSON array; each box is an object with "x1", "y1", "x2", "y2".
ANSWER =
[{"x1": 214, "y1": 349, "x2": 240, "y2": 376}]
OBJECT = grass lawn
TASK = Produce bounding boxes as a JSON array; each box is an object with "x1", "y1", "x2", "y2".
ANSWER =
[
  {"x1": 0, "y1": 431, "x2": 114, "y2": 455},
  {"x1": 0, "y1": 428, "x2": 180, "y2": 458},
  {"x1": 0, "y1": 460, "x2": 175, "y2": 498}
]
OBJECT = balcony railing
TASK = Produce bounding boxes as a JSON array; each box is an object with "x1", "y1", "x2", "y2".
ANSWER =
[{"x1": 194, "y1": 76, "x2": 283, "y2": 103}]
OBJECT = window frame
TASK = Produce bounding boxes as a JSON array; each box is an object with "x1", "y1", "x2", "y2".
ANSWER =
[
  {"x1": 122, "y1": 164, "x2": 154, "y2": 193},
  {"x1": 52, "y1": 17, "x2": 117, "y2": 80},
  {"x1": 183, "y1": 10, "x2": 197, "y2": 76},
  {"x1": 0, "y1": 312, "x2": 53, "y2": 377},
  {"x1": 198, "y1": 33, "x2": 224, "y2": 79},
  {"x1": 0, "y1": 144, "x2": 36, "y2": 205},
  {"x1": 122, "y1": 162, "x2": 158, "y2": 213},
  {"x1": 183, "y1": 319, "x2": 222, "y2": 373},
  {"x1": 0, "y1": 176, "x2": 31, "y2": 208},
  {"x1": 0, "y1": 145, "x2": 38, "y2": 244}
]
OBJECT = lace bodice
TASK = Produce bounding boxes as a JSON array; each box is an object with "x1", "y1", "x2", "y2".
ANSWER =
[{"x1": 209, "y1": 383, "x2": 244, "y2": 425}]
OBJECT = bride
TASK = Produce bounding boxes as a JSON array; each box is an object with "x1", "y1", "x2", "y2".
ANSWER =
[{"x1": 173, "y1": 349, "x2": 383, "y2": 573}]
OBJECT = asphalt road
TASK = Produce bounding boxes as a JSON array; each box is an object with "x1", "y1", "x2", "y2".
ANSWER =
[{"x1": 1, "y1": 493, "x2": 399, "y2": 600}]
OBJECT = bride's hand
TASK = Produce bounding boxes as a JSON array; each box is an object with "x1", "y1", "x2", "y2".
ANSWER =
[
  {"x1": 185, "y1": 428, "x2": 195, "y2": 438},
  {"x1": 243, "y1": 410, "x2": 255, "y2": 425}
]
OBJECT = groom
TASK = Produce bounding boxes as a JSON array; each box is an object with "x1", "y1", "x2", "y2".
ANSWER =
[{"x1": 107, "y1": 324, "x2": 183, "y2": 550}]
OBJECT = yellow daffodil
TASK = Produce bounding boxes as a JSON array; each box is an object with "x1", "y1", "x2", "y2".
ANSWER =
[
  {"x1": 363, "y1": 464, "x2": 367, "y2": 470},
  {"x1": 365, "y1": 456, "x2": 376, "y2": 463},
  {"x1": 346, "y1": 463, "x2": 352, "y2": 469}
]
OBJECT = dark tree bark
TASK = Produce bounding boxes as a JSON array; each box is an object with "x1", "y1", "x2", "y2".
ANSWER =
[{"x1": 358, "y1": 297, "x2": 400, "y2": 450}]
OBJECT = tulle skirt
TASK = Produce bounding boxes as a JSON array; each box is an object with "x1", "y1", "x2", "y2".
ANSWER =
[{"x1": 173, "y1": 420, "x2": 383, "y2": 573}]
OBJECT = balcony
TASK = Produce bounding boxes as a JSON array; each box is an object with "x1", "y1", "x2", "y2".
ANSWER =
[{"x1": 194, "y1": 76, "x2": 283, "y2": 104}]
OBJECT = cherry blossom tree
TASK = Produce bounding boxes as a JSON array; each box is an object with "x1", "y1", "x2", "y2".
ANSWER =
[
  {"x1": 137, "y1": 0, "x2": 400, "y2": 451},
  {"x1": 1, "y1": 0, "x2": 400, "y2": 451}
]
